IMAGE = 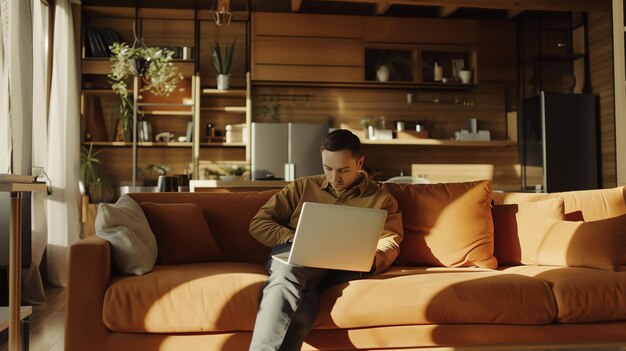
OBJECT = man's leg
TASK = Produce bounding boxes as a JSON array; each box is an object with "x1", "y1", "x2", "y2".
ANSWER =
[{"x1": 250, "y1": 244, "x2": 328, "y2": 351}]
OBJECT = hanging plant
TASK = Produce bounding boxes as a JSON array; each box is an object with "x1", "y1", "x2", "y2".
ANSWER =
[{"x1": 108, "y1": 42, "x2": 183, "y2": 140}]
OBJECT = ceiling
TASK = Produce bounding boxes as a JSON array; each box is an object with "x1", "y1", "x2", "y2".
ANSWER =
[
  {"x1": 251, "y1": 0, "x2": 610, "y2": 18},
  {"x1": 83, "y1": 0, "x2": 611, "y2": 19}
]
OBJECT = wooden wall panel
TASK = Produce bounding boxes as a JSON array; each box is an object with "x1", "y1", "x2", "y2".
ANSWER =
[
  {"x1": 252, "y1": 12, "x2": 362, "y2": 39},
  {"x1": 588, "y1": 10, "x2": 616, "y2": 188},
  {"x1": 253, "y1": 37, "x2": 363, "y2": 66},
  {"x1": 363, "y1": 17, "x2": 477, "y2": 44},
  {"x1": 478, "y1": 20, "x2": 518, "y2": 82}
]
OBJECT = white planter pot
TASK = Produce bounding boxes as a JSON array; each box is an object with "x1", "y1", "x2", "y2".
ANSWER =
[
  {"x1": 376, "y1": 65, "x2": 390, "y2": 82},
  {"x1": 217, "y1": 74, "x2": 230, "y2": 90}
]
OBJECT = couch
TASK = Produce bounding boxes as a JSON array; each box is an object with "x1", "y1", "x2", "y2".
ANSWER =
[{"x1": 66, "y1": 182, "x2": 626, "y2": 351}]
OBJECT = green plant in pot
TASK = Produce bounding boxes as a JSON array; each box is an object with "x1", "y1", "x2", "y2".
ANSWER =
[
  {"x1": 108, "y1": 42, "x2": 183, "y2": 141},
  {"x1": 221, "y1": 164, "x2": 247, "y2": 181},
  {"x1": 210, "y1": 38, "x2": 236, "y2": 90},
  {"x1": 80, "y1": 143, "x2": 113, "y2": 203}
]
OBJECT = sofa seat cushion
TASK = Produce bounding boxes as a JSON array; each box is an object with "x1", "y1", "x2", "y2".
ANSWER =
[
  {"x1": 313, "y1": 266, "x2": 556, "y2": 329},
  {"x1": 103, "y1": 262, "x2": 268, "y2": 333},
  {"x1": 502, "y1": 266, "x2": 626, "y2": 323},
  {"x1": 103, "y1": 264, "x2": 556, "y2": 334}
]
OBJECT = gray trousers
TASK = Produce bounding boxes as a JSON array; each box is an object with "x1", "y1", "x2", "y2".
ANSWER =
[{"x1": 249, "y1": 243, "x2": 365, "y2": 351}]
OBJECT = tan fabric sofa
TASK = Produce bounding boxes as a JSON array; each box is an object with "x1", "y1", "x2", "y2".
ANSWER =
[{"x1": 66, "y1": 186, "x2": 626, "y2": 351}]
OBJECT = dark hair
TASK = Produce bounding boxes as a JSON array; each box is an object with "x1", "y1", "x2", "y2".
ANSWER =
[{"x1": 320, "y1": 129, "x2": 361, "y2": 157}]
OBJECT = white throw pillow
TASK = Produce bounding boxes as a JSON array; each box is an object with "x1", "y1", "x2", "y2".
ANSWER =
[{"x1": 95, "y1": 194, "x2": 157, "y2": 275}]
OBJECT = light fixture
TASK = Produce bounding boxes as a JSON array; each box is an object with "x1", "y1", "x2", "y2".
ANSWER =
[{"x1": 214, "y1": 0, "x2": 232, "y2": 26}]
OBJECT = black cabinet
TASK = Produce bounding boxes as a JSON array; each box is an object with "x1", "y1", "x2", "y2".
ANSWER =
[{"x1": 519, "y1": 91, "x2": 598, "y2": 192}]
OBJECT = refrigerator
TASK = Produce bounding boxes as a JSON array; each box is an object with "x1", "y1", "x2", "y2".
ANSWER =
[
  {"x1": 251, "y1": 123, "x2": 329, "y2": 181},
  {"x1": 518, "y1": 91, "x2": 598, "y2": 192}
]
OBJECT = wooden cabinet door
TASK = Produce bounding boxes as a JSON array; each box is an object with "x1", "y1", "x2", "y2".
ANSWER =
[{"x1": 252, "y1": 12, "x2": 364, "y2": 82}]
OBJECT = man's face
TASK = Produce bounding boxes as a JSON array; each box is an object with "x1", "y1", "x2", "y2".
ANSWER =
[{"x1": 321, "y1": 149, "x2": 364, "y2": 191}]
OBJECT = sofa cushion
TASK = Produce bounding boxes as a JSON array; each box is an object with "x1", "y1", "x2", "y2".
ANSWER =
[
  {"x1": 95, "y1": 195, "x2": 157, "y2": 276},
  {"x1": 103, "y1": 262, "x2": 268, "y2": 333},
  {"x1": 492, "y1": 187, "x2": 626, "y2": 264},
  {"x1": 383, "y1": 180, "x2": 497, "y2": 269},
  {"x1": 314, "y1": 266, "x2": 556, "y2": 328},
  {"x1": 503, "y1": 265, "x2": 626, "y2": 323},
  {"x1": 129, "y1": 191, "x2": 277, "y2": 264},
  {"x1": 140, "y1": 202, "x2": 223, "y2": 264},
  {"x1": 103, "y1": 264, "x2": 556, "y2": 333},
  {"x1": 492, "y1": 198, "x2": 564, "y2": 266},
  {"x1": 536, "y1": 215, "x2": 626, "y2": 271}
]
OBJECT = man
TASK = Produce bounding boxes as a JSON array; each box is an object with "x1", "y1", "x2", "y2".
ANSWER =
[{"x1": 248, "y1": 129, "x2": 403, "y2": 351}]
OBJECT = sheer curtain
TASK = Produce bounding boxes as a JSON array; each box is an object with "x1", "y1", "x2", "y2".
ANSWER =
[
  {"x1": 46, "y1": 0, "x2": 80, "y2": 287},
  {"x1": 0, "y1": 0, "x2": 33, "y2": 174},
  {"x1": 25, "y1": 0, "x2": 50, "y2": 304},
  {"x1": 0, "y1": 0, "x2": 80, "y2": 294}
]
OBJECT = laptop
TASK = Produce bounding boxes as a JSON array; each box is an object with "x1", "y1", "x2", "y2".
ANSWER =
[{"x1": 272, "y1": 202, "x2": 387, "y2": 272}]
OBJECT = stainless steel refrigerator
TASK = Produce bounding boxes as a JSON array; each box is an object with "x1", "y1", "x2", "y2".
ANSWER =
[
  {"x1": 251, "y1": 123, "x2": 329, "y2": 181},
  {"x1": 519, "y1": 91, "x2": 598, "y2": 192}
]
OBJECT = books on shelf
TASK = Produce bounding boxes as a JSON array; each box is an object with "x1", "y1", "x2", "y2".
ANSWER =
[
  {"x1": 85, "y1": 27, "x2": 123, "y2": 57},
  {"x1": 186, "y1": 122, "x2": 194, "y2": 142}
]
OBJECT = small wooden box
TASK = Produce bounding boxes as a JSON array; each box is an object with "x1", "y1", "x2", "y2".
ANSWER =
[{"x1": 396, "y1": 130, "x2": 430, "y2": 139}]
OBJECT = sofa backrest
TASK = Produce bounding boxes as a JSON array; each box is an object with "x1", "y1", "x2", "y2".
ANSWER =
[
  {"x1": 129, "y1": 191, "x2": 278, "y2": 264},
  {"x1": 492, "y1": 186, "x2": 626, "y2": 265},
  {"x1": 492, "y1": 187, "x2": 626, "y2": 222}
]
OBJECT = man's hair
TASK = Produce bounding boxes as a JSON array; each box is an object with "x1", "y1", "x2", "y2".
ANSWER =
[{"x1": 320, "y1": 129, "x2": 361, "y2": 157}]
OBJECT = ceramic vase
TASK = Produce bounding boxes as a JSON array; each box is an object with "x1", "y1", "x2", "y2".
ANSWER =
[
  {"x1": 376, "y1": 65, "x2": 390, "y2": 82},
  {"x1": 217, "y1": 74, "x2": 230, "y2": 90}
]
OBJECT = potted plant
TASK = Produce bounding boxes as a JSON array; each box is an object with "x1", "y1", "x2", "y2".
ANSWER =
[
  {"x1": 209, "y1": 38, "x2": 237, "y2": 90},
  {"x1": 220, "y1": 164, "x2": 246, "y2": 181},
  {"x1": 80, "y1": 143, "x2": 113, "y2": 203},
  {"x1": 108, "y1": 42, "x2": 183, "y2": 141}
]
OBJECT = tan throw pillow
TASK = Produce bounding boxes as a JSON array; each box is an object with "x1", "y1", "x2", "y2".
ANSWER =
[
  {"x1": 95, "y1": 195, "x2": 157, "y2": 276},
  {"x1": 536, "y1": 214, "x2": 626, "y2": 271},
  {"x1": 515, "y1": 198, "x2": 565, "y2": 265},
  {"x1": 492, "y1": 197, "x2": 565, "y2": 266},
  {"x1": 140, "y1": 202, "x2": 224, "y2": 264},
  {"x1": 383, "y1": 180, "x2": 497, "y2": 269}
]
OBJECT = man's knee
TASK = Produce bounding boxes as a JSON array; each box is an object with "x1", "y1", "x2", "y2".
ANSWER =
[{"x1": 265, "y1": 264, "x2": 325, "y2": 293}]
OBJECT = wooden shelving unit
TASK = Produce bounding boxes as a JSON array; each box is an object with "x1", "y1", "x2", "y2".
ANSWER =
[{"x1": 80, "y1": 4, "x2": 250, "y2": 188}]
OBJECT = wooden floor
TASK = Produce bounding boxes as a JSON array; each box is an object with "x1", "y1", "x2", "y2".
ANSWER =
[{"x1": 0, "y1": 286, "x2": 65, "y2": 351}]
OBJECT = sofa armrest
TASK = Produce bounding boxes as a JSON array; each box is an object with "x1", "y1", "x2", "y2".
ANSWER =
[{"x1": 65, "y1": 235, "x2": 112, "y2": 351}]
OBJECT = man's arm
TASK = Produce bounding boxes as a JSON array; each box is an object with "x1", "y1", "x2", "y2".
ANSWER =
[
  {"x1": 371, "y1": 194, "x2": 404, "y2": 275},
  {"x1": 249, "y1": 182, "x2": 299, "y2": 247}
]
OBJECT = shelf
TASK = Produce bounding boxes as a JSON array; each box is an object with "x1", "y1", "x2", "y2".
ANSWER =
[
  {"x1": 252, "y1": 80, "x2": 476, "y2": 90},
  {"x1": 532, "y1": 53, "x2": 585, "y2": 61},
  {"x1": 139, "y1": 110, "x2": 194, "y2": 116},
  {"x1": 84, "y1": 141, "x2": 246, "y2": 148},
  {"x1": 202, "y1": 88, "x2": 247, "y2": 96},
  {"x1": 360, "y1": 139, "x2": 517, "y2": 147},
  {"x1": 200, "y1": 106, "x2": 246, "y2": 113}
]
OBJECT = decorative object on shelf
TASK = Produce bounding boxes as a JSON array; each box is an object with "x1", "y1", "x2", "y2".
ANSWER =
[
  {"x1": 434, "y1": 62, "x2": 443, "y2": 82},
  {"x1": 108, "y1": 41, "x2": 184, "y2": 141},
  {"x1": 376, "y1": 65, "x2": 390, "y2": 82},
  {"x1": 259, "y1": 97, "x2": 282, "y2": 122},
  {"x1": 373, "y1": 51, "x2": 412, "y2": 82},
  {"x1": 157, "y1": 175, "x2": 179, "y2": 192},
  {"x1": 210, "y1": 38, "x2": 237, "y2": 90},
  {"x1": 80, "y1": 143, "x2": 113, "y2": 203},
  {"x1": 214, "y1": 0, "x2": 232, "y2": 26},
  {"x1": 459, "y1": 70, "x2": 473, "y2": 84}
]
